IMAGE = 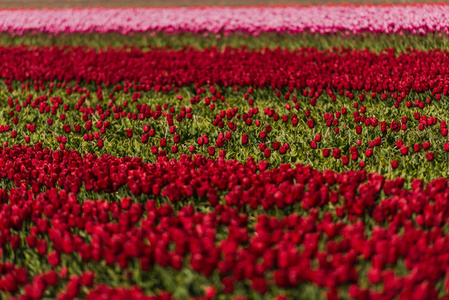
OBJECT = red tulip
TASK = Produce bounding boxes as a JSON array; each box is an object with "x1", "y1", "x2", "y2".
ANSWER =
[{"x1": 391, "y1": 160, "x2": 398, "y2": 169}]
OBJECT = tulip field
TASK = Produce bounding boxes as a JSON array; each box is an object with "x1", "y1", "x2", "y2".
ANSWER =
[{"x1": 5, "y1": 4, "x2": 449, "y2": 300}]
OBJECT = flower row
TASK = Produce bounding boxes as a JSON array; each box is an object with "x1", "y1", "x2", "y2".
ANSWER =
[
  {"x1": 3, "y1": 46, "x2": 449, "y2": 95},
  {"x1": 2, "y1": 146, "x2": 449, "y2": 299},
  {"x1": 1, "y1": 72, "x2": 449, "y2": 179},
  {"x1": 2, "y1": 5, "x2": 449, "y2": 35}
]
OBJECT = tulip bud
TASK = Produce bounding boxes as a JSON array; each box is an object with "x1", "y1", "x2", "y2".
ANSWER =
[
  {"x1": 173, "y1": 134, "x2": 180, "y2": 143},
  {"x1": 264, "y1": 148, "x2": 271, "y2": 158},
  {"x1": 159, "y1": 138, "x2": 167, "y2": 148},
  {"x1": 151, "y1": 146, "x2": 158, "y2": 154},
  {"x1": 400, "y1": 145, "x2": 409, "y2": 156},
  {"x1": 205, "y1": 286, "x2": 216, "y2": 298},
  {"x1": 141, "y1": 134, "x2": 149, "y2": 144},
  {"x1": 208, "y1": 147, "x2": 215, "y2": 156},
  {"x1": 307, "y1": 119, "x2": 314, "y2": 128},
  {"x1": 444, "y1": 143, "x2": 449, "y2": 152},
  {"x1": 365, "y1": 148, "x2": 373, "y2": 157},
  {"x1": 332, "y1": 148, "x2": 341, "y2": 159},
  {"x1": 391, "y1": 161, "x2": 398, "y2": 169}
]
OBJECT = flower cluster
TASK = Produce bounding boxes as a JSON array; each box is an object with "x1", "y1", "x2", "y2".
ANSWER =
[
  {"x1": 2, "y1": 5, "x2": 449, "y2": 35},
  {"x1": 2, "y1": 146, "x2": 449, "y2": 299},
  {"x1": 2, "y1": 5, "x2": 449, "y2": 299},
  {"x1": 0, "y1": 50, "x2": 449, "y2": 179},
  {"x1": 3, "y1": 46, "x2": 449, "y2": 94}
]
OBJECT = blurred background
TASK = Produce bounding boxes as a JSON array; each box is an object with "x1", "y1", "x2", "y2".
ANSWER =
[{"x1": 1, "y1": 0, "x2": 448, "y2": 8}]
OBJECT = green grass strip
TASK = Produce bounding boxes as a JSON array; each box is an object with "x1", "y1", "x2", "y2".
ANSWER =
[{"x1": 2, "y1": 31, "x2": 449, "y2": 52}]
